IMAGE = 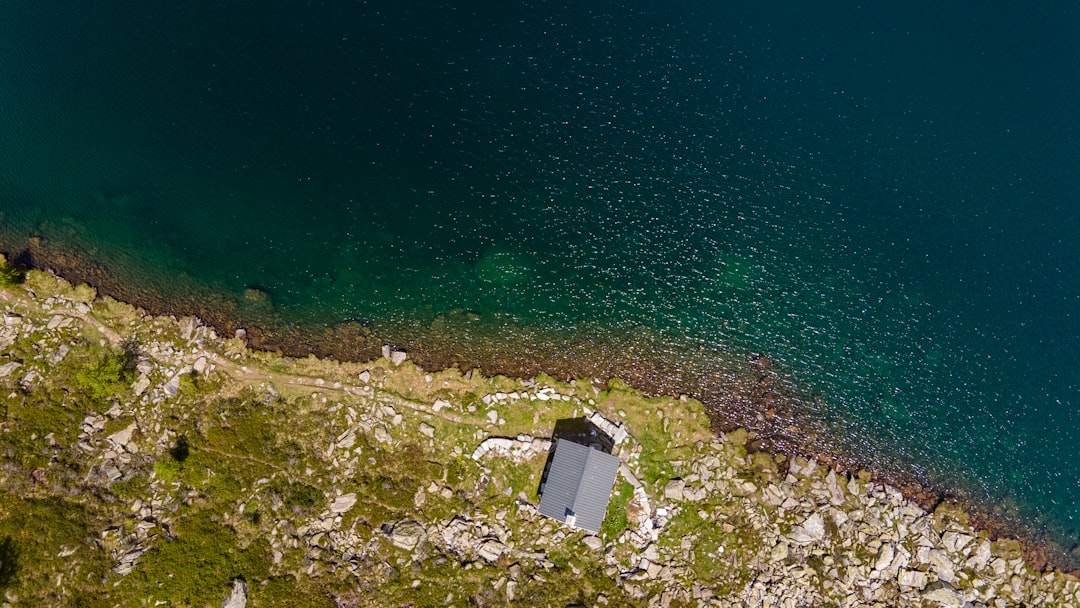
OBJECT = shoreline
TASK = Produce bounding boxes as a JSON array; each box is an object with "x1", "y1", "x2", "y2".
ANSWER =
[
  {"x1": 2, "y1": 256, "x2": 1080, "y2": 604},
  {"x1": 4, "y1": 235, "x2": 1078, "y2": 575}
]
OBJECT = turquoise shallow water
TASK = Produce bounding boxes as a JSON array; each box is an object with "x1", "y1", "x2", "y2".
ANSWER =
[{"x1": 1, "y1": 1, "x2": 1078, "y2": 557}]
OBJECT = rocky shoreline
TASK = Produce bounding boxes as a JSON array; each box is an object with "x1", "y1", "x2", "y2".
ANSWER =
[
  {"x1": 6, "y1": 235, "x2": 1079, "y2": 575},
  {"x1": 0, "y1": 262, "x2": 1078, "y2": 605}
]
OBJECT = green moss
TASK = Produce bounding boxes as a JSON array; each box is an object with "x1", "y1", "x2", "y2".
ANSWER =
[
  {"x1": 254, "y1": 576, "x2": 333, "y2": 607},
  {"x1": 153, "y1": 460, "x2": 181, "y2": 483}
]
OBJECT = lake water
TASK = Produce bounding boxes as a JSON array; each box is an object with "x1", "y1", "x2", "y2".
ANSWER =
[{"x1": 1, "y1": 1, "x2": 1078, "y2": 562}]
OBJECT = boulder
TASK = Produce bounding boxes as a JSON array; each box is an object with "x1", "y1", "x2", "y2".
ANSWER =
[
  {"x1": 663, "y1": 479, "x2": 685, "y2": 502},
  {"x1": 389, "y1": 520, "x2": 424, "y2": 551},
  {"x1": 329, "y1": 493, "x2": 357, "y2": 514},
  {"x1": 770, "y1": 542, "x2": 789, "y2": 562},
  {"x1": 107, "y1": 422, "x2": 138, "y2": 450},
  {"x1": 164, "y1": 374, "x2": 182, "y2": 397},
  {"x1": 222, "y1": 578, "x2": 248, "y2": 608},
  {"x1": 922, "y1": 581, "x2": 964, "y2": 607},
  {"x1": 875, "y1": 543, "x2": 895, "y2": 572},
  {"x1": 390, "y1": 350, "x2": 407, "y2": 366},
  {"x1": 0, "y1": 362, "x2": 21, "y2": 378},
  {"x1": 132, "y1": 376, "x2": 151, "y2": 396},
  {"x1": 898, "y1": 569, "x2": 927, "y2": 589},
  {"x1": 786, "y1": 513, "x2": 825, "y2": 545},
  {"x1": 582, "y1": 536, "x2": 603, "y2": 552},
  {"x1": 476, "y1": 538, "x2": 507, "y2": 562}
]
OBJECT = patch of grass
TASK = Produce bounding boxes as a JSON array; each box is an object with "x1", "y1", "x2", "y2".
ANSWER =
[
  {"x1": 0, "y1": 390, "x2": 86, "y2": 470},
  {"x1": 153, "y1": 460, "x2": 181, "y2": 483},
  {"x1": 120, "y1": 509, "x2": 272, "y2": 605},
  {"x1": 601, "y1": 479, "x2": 635, "y2": 541},
  {"x1": 0, "y1": 495, "x2": 108, "y2": 606},
  {"x1": 350, "y1": 441, "x2": 437, "y2": 524},
  {"x1": 254, "y1": 575, "x2": 333, "y2": 607}
]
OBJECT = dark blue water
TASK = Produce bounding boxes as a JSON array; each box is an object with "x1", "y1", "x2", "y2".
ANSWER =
[{"x1": 2, "y1": 1, "x2": 1078, "y2": 557}]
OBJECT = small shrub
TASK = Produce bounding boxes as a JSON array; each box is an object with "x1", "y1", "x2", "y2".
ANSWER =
[
  {"x1": 0, "y1": 258, "x2": 25, "y2": 287},
  {"x1": 75, "y1": 348, "x2": 135, "y2": 402}
]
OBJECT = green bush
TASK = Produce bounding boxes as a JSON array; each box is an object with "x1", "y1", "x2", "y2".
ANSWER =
[
  {"x1": 75, "y1": 350, "x2": 135, "y2": 402},
  {"x1": 0, "y1": 258, "x2": 25, "y2": 287}
]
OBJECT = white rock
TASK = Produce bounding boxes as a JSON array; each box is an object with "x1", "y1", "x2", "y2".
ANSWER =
[
  {"x1": 898, "y1": 569, "x2": 927, "y2": 589},
  {"x1": 419, "y1": 423, "x2": 435, "y2": 438},
  {"x1": 487, "y1": 410, "x2": 499, "y2": 425},
  {"x1": 390, "y1": 350, "x2": 407, "y2": 366},
  {"x1": 132, "y1": 376, "x2": 151, "y2": 396},
  {"x1": 336, "y1": 431, "x2": 356, "y2": 450},
  {"x1": 787, "y1": 513, "x2": 826, "y2": 545},
  {"x1": 875, "y1": 543, "x2": 895, "y2": 572},
  {"x1": 476, "y1": 539, "x2": 507, "y2": 562},
  {"x1": 770, "y1": 542, "x2": 790, "y2": 562},
  {"x1": 329, "y1": 493, "x2": 357, "y2": 514},
  {"x1": 967, "y1": 540, "x2": 992, "y2": 570},
  {"x1": 222, "y1": 578, "x2": 248, "y2": 608},
  {"x1": 358, "y1": 370, "x2": 371, "y2": 383},
  {"x1": 107, "y1": 422, "x2": 138, "y2": 449},
  {"x1": 433, "y1": 398, "x2": 450, "y2": 411},
  {"x1": 922, "y1": 581, "x2": 963, "y2": 607},
  {"x1": 663, "y1": 479, "x2": 685, "y2": 502},
  {"x1": 374, "y1": 425, "x2": 392, "y2": 444},
  {"x1": 0, "y1": 362, "x2": 22, "y2": 378},
  {"x1": 582, "y1": 536, "x2": 603, "y2": 551},
  {"x1": 164, "y1": 373, "x2": 182, "y2": 397},
  {"x1": 193, "y1": 356, "x2": 209, "y2": 375}
]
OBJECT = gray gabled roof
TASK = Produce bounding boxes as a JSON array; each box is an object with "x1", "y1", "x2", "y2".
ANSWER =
[{"x1": 537, "y1": 439, "x2": 621, "y2": 534}]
